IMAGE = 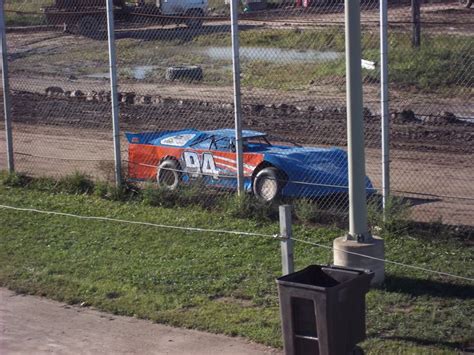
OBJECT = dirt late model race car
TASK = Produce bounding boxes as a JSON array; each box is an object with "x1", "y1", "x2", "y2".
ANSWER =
[{"x1": 126, "y1": 129, "x2": 374, "y2": 202}]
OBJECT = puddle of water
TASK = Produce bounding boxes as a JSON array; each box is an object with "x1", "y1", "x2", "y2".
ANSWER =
[
  {"x1": 458, "y1": 117, "x2": 474, "y2": 124},
  {"x1": 85, "y1": 65, "x2": 158, "y2": 80},
  {"x1": 132, "y1": 65, "x2": 157, "y2": 80},
  {"x1": 203, "y1": 47, "x2": 343, "y2": 63}
]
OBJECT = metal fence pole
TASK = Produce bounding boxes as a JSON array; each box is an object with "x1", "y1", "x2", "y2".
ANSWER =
[
  {"x1": 106, "y1": 0, "x2": 122, "y2": 187},
  {"x1": 345, "y1": 0, "x2": 370, "y2": 242},
  {"x1": 411, "y1": 0, "x2": 421, "y2": 47},
  {"x1": 230, "y1": 0, "x2": 244, "y2": 195},
  {"x1": 0, "y1": 1, "x2": 14, "y2": 173},
  {"x1": 279, "y1": 205, "x2": 294, "y2": 275},
  {"x1": 380, "y1": 0, "x2": 390, "y2": 216}
]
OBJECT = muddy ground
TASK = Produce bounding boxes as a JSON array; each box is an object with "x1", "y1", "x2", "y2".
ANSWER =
[
  {"x1": 243, "y1": 1, "x2": 474, "y2": 35},
  {"x1": 1, "y1": 1, "x2": 472, "y2": 226},
  {"x1": 0, "y1": 92, "x2": 472, "y2": 226},
  {"x1": 6, "y1": 92, "x2": 474, "y2": 154}
]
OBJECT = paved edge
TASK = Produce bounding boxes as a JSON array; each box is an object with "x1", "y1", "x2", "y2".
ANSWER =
[{"x1": 0, "y1": 288, "x2": 281, "y2": 355}]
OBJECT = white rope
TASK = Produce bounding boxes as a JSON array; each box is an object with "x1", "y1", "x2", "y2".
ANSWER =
[
  {"x1": 292, "y1": 237, "x2": 474, "y2": 283},
  {"x1": 0, "y1": 204, "x2": 279, "y2": 239}
]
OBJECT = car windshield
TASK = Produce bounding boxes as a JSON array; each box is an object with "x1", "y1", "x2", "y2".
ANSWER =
[
  {"x1": 189, "y1": 133, "x2": 300, "y2": 152},
  {"x1": 190, "y1": 135, "x2": 231, "y2": 151}
]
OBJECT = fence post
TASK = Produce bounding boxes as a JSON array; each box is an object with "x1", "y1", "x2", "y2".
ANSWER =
[
  {"x1": 0, "y1": 1, "x2": 14, "y2": 173},
  {"x1": 279, "y1": 205, "x2": 294, "y2": 276},
  {"x1": 380, "y1": 0, "x2": 390, "y2": 217},
  {"x1": 411, "y1": 0, "x2": 421, "y2": 48},
  {"x1": 230, "y1": 0, "x2": 244, "y2": 195},
  {"x1": 106, "y1": 0, "x2": 122, "y2": 187}
]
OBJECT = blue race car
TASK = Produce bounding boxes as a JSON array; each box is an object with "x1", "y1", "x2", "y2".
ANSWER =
[{"x1": 126, "y1": 128, "x2": 374, "y2": 201}]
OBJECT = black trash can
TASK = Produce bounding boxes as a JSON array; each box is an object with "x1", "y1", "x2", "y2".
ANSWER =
[{"x1": 276, "y1": 265, "x2": 374, "y2": 355}]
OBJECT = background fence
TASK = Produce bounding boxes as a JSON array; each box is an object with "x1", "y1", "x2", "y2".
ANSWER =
[{"x1": 0, "y1": 0, "x2": 472, "y2": 227}]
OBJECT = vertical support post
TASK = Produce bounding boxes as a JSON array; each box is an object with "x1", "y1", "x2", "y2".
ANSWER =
[
  {"x1": 279, "y1": 205, "x2": 294, "y2": 276},
  {"x1": 0, "y1": 1, "x2": 14, "y2": 172},
  {"x1": 411, "y1": 0, "x2": 421, "y2": 48},
  {"x1": 230, "y1": 0, "x2": 244, "y2": 195},
  {"x1": 380, "y1": 0, "x2": 390, "y2": 217},
  {"x1": 106, "y1": 0, "x2": 122, "y2": 187},
  {"x1": 345, "y1": 0, "x2": 371, "y2": 242}
]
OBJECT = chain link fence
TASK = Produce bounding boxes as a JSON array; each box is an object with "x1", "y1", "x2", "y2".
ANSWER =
[{"x1": 0, "y1": 0, "x2": 472, "y2": 226}]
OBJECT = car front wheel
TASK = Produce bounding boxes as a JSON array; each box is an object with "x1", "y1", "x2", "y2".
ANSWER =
[
  {"x1": 253, "y1": 167, "x2": 284, "y2": 202},
  {"x1": 157, "y1": 159, "x2": 180, "y2": 190}
]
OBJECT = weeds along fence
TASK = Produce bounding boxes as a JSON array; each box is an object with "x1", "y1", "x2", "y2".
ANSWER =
[{"x1": 0, "y1": 0, "x2": 473, "y2": 227}]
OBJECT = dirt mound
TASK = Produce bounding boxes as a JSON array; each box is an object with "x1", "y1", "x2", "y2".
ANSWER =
[{"x1": 7, "y1": 91, "x2": 474, "y2": 155}]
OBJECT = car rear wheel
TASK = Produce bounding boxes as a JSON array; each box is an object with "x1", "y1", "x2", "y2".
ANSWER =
[
  {"x1": 459, "y1": 0, "x2": 472, "y2": 7},
  {"x1": 253, "y1": 167, "x2": 284, "y2": 202},
  {"x1": 157, "y1": 159, "x2": 180, "y2": 190}
]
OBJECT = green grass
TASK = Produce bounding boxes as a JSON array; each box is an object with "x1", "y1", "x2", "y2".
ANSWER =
[
  {"x1": 195, "y1": 28, "x2": 473, "y2": 91},
  {"x1": 4, "y1": 0, "x2": 52, "y2": 26},
  {"x1": 0, "y1": 172, "x2": 473, "y2": 352},
  {"x1": 364, "y1": 32, "x2": 474, "y2": 92},
  {"x1": 12, "y1": 26, "x2": 471, "y2": 93}
]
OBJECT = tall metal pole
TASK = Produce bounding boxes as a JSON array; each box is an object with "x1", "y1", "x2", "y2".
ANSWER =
[
  {"x1": 411, "y1": 0, "x2": 421, "y2": 48},
  {"x1": 0, "y1": 1, "x2": 14, "y2": 172},
  {"x1": 380, "y1": 0, "x2": 390, "y2": 216},
  {"x1": 106, "y1": 0, "x2": 122, "y2": 187},
  {"x1": 230, "y1": 0, "x2": 244, "y2": 195},
  {"x1": 345, "y1": 0, "x2": 371, "y2": 242}
]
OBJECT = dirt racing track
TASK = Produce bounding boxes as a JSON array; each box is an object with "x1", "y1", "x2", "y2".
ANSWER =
[
  {"x1": 1, "y1": 1, "x2": 473, "y2": 227},
  {"x1": 0, "y1": 91, "x2": 472, "y2": 226}
]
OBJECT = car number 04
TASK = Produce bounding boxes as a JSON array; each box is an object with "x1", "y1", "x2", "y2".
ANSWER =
[{"x1": 183, "y1": 151, "x2": 219, "y2": 179}]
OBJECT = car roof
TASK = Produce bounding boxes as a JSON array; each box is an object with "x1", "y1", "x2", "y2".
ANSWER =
[{"x1": 204, "y1": 129, "x2": 266, "y2": 139}]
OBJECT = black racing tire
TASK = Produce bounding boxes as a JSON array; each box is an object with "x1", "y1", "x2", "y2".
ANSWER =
[
  {"x1": 76, "y1": 16, "x2": 106, "y2": 40},
  {"x1": 157, "y1": 159, "x2": 180, "y2": 190},
  {"x1": 459, "y1": 0, "x2": 472, "y2": 7},
  {"x1": 165, "y1": 65, "x2": 203, "y2": 81},
  {"x1": 252, "y1": 167, "x2": 285, "y2": 202}
]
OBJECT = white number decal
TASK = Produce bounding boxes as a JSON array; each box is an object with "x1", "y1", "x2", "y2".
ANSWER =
[
  {"x1": 183, "y1": 152, "x2": 219, "y2": 179},
  {"x1": 183, "y1": 151, "x2": 200, "y2": 178}
]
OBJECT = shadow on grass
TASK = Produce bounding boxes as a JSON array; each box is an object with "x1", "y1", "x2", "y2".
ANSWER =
[
  {"x1": 405, "y1": 220, "x2": 474, "y2": 243},
  {"x1": 375, "y1": 335, "x2": 463, "y2": 351},
  {"x1": 383, "y1": 275, "x2": 474, "y2": 300},
  {"x1": 401, "y1": 196, "x2": 442, "y2": 207}
]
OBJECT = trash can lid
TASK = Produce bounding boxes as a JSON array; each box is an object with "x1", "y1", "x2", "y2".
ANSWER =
[{"x1": 276, "y1": 265, "x2": 374, "y2": 291}]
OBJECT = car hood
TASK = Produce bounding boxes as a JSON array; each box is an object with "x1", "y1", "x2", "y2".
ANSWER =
[
  {"x1": 262, "y1": 145, "x2": 348, "y2": 169},
  {"x1": 262, "y1": 145, "x2": 374, "y2": 193}
]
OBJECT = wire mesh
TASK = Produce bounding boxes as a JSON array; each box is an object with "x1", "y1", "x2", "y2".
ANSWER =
[{"x1": 0, "y1": 0, "x2": 472, "y2": 227}]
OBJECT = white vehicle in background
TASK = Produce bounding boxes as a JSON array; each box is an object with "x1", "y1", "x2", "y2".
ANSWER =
[{"x1": 44, "y1": 0, "x2": 208, "y2": 38}]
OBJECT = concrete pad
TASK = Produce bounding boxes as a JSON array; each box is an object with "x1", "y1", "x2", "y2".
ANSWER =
[
  {"x1": 0, "y1": 288, "x2": 281, "y2": 355},
  {"x1": 333, "y1": 236, "x2": 385, "y2": 285}
]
